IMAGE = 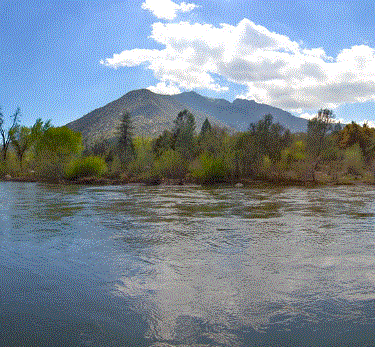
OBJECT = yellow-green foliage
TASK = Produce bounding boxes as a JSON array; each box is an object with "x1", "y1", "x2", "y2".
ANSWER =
[
  {"x1": 342, "y1": 144, "x2": 365, "y2": 175},
  {"x1": 152, "y1": 149, "x2": 186, "y2": 179},
  {"x1": 281, "y1": 141, "x2": 306, "y2": 164},
  {"x1": 3, "y1": 152, "x2": 22, "y2": 177},
  {"x1": 64, "y1": 156, "x2": 107, "y2": 180},
  {"x1": 34, "y1": 126, "x2": 83, "y2": 178},
  {"x1": 128, "y1": 137, "x2": 153, "y2": 175},
  {"x1": 190, "y1": 152, "x2": 228, "y2": 183},
  {"x1": 0, "y1": 161, "x2": 6, "y2": 177},
  {"x1": 262, "y1": 155, "x2": 272, "y2": 170},
  {"x1": 35, "y1": 127, "x2": 83, "y2": 156}
]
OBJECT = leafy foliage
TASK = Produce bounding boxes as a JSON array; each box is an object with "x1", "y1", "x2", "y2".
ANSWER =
[
  {"x1": 152, "y1": 149, "x2": 186, "y2": 179},
  {"x1": 152, "y1": 130, "x2": 174, "y2": 157},
  {"x1": 307, "y1": 109, "x2": 335, "y2": 159},
  {"x1": 248, "y1": 114, "x2": 292, "y2": 165},
  {"x1": 337, "y1": 122, "x2": 375, "y2": 164},
  {"x1": 190, "y1": 152, "x2": 228, "y2": 184},
  {"x1": 200, "y1": 118, "x2": 212, "y2": 136},
  {"x1": 65, "y1": 156, "x2": 107, "y2": 180},
  {"x1": 173, "y1": 109, "x2": 196, "y2": 159},
  {"x1": 9, "y1": 118, "x2": 51, "y2": 168},
  {"x1": 128, "y1": 137, "x2": 154, "y2": 175},
  {"x1": 34, "y1": 126, "x2": 83, "y2": 178}
]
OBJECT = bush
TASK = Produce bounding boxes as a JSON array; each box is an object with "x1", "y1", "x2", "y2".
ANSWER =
[
  {"x1": 152, "y1": 149, "x2": 186, "y2": 179},
  {"x1": 342, "y1": 144, "x2": 365, "y2": 176},
  {"x1": 64, "y1": 156, "x2": 107, "y2": 180},
  {"x1": 127, "y1": 137, "x2": 154, "y2": 176},
  {"x1": 189, "y1": 152, "x2": 228, "y2": 184}
]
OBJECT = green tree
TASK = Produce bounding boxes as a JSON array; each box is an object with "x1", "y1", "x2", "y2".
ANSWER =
[
  {"x1": 304, "y1": 108, "x2": 336, "y2": 180},
  {"x1": 9, "y1": 118, "x2": 51, "y2": 169},
  {"x1": 0, "y1": 107, "x2": 21, "y2": 161},
  {"x1": 64, "y1": 156, "x2": 108, "y2": 180},
  {"x1": 232, "y1": 132, "x2": 257, "y2": 177},
  {"x1": 128, "y1": 137, "x2": 154, "y2": 175},
  {"x1": 117, "y1": 112, "x2": 134, "y2": 166},
  {"x1": 200, "y1": 118, "x2": 212, "y2": 137},
  {"x1": 152, "y1": 149, "x2": 186, "y2": 179},
  {"x1": 248, "y1": 114, "x2": 292, "y2": 165},
  {"x1": 9, "y1": 126, "x2": 30, "y2": 169},
  {"x1": 152, "y1": 130, "x2": 174, "y2": 157},
  {"x1": 307, "y1": 108, "x2": 335, "y2": 159},
  {"x1": 337, "y1": 122, "x2": 375, "y2": 165},
  {"x1": 173, "y1": 109, "x2": 196, "y2": 159},
  {"x1": 198, "y1": 125, "x2": 227, "y2": 157},
  {"x1": 34, "y1": 126, "x2": 83, "y2": 178},
  {"x1": 189, "y1": 152, "x2": 228, "y2": 184}
]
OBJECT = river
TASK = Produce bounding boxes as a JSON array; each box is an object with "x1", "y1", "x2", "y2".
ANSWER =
[{"x1": 1, "y1": 181, "x2": 375, "y2": 346}]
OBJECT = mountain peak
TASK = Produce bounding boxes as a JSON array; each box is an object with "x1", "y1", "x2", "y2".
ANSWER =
[
  {"x1": 233, "y1": 98, "x2": 257, "y2": 106},
  {"x1": 179, "y1": 90, "x2": 204, "y2": 98},
  {"x1": 125, "y1": 88, "x2": 155, "y2": 98},
  {"x1": 65, "y1": 88, "x2": 307, "y2": 144}
]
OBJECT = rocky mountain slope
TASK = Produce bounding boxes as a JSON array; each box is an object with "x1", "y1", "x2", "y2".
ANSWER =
[
  {"x1": 171, "y1": 91, "x2": 307, "y2": 132},
  {"x1": 66, "y1": 89, "x2": 229, "y2": 144},
  {"x1": 66, "y1": 89, "x2": 307, "y2": 143}
]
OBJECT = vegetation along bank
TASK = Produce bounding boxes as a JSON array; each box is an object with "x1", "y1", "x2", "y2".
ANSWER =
[{"x1": 1, "y1": 106, "x2": 375, "y2": 186}]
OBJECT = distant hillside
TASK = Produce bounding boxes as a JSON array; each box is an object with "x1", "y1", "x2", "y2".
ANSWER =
[
  {"x1": 171, "y1": 91, "x2": 307, "y2": 132},
  {"x1": 66, "y1": 89, "x2": 307, "y2": 144},
  {"x1": 66, "y1": 89, "x2": 230, "y2": 144}
]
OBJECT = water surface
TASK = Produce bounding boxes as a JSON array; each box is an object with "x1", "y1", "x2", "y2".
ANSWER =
[{"x1": 2, "y1": 182, "x2": 375, "y2": 346}]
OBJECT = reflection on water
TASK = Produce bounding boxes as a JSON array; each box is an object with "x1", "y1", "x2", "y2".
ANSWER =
[{"x1": 2, "y1": 182, "x2": 375, "y2": 346}]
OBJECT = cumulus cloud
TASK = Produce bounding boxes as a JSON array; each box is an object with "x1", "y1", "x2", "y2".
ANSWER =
[
  {"x1": 299, "y1": 112, "x2": 317, "y2": 120},
  {"x1": 141, "y1": 0, "x2": 198, "y2": 20},
  {"x1": 148, "y1": 81, "x2": 181, "y2": 94},
  {"x1": 299, "y1": 112, "x2": 345, "y2": 124},
  {"x1": 101, "y1": 18, "x2": 375, "y2": 112}
]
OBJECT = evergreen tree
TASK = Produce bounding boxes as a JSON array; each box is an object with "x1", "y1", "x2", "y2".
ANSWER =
[
  {"x1": 152, "y1": 130, "x2": 173, "y2": 157},
  {"x1": 117, "y1": 112, "x2": 134, "y2": 165},
  {"x1": 200, "y1": 118, "x2": 212, "y2": 136}
]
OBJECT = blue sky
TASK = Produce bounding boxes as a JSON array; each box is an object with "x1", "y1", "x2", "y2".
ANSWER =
[{"x1": 1, "y1": 0, "x2": 374, "y2": 127}]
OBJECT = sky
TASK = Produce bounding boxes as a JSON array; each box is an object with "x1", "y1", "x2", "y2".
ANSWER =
[{"x1": 1, "y1": 0, "x2": 375, "y2": 128}]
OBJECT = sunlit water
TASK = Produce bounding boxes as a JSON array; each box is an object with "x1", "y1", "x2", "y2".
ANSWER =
[{"x1": 2, "y1": 181, "x2": 375, "y2": 346}]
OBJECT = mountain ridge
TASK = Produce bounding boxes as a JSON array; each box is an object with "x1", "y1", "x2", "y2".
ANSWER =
[{"x1": 66, "y1": 89, "x2": 307, "y2": 144}]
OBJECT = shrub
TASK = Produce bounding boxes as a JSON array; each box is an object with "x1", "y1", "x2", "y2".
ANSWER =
[
  {"x1": 152, "y1": 149, "x2": 186, "y2": 179},
  {"x1": 189, "y1": 152, "x2": 228, "y2": 184},
  {"x1": 127, "y1": 137, "x2": 154, "y2": 176},
  {"x1": 342, "y1": 144, "x2": 365, "y2": 176},
  {"x1": 64, "y1": 156, "x2": 107, "y2": 180}
]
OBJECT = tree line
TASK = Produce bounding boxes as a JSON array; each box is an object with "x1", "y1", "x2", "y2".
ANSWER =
[{"x1": 1, "y1": 105, "x2": 375, "y2": 185}]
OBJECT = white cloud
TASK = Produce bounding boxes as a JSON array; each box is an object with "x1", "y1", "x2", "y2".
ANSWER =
[
  {"x1": 357, "y1": 119, "x2": 375, "y2": 128},
  {"x1": 101, "y1": 18, "x2": 375, "y2": 111},
  {"x1": 141, "y1": 0, "x2": 198, "y2": 20},
  {"x1": 299, "y1": 112, "x2": 316, "y2": 120},
  {"x1": 148, "y1": 81, "x2": 181, "y2": 94},
  {"x1": 298, "y1": 112, "x2": 345, "y2": 124}
]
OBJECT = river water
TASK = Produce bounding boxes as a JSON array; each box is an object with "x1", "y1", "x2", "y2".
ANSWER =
[{"x1": 1, "y1": 181, "x2": 375, "y2": 346}]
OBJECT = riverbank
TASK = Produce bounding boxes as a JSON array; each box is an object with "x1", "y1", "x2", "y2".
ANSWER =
[{"x1": 1, "y1": 172, "x2": 374, "y2": 187}]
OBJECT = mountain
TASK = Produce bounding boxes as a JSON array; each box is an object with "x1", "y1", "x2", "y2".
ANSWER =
[
  {"x1": 171, "y1": 91, "x2": 307, "y2": 132},
  {"x1": 66, "y1": 89, "x2": 307, "y2": 144},
  {"x1": 66, "y1": 89, "x2": 229, "y2": 144}
]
